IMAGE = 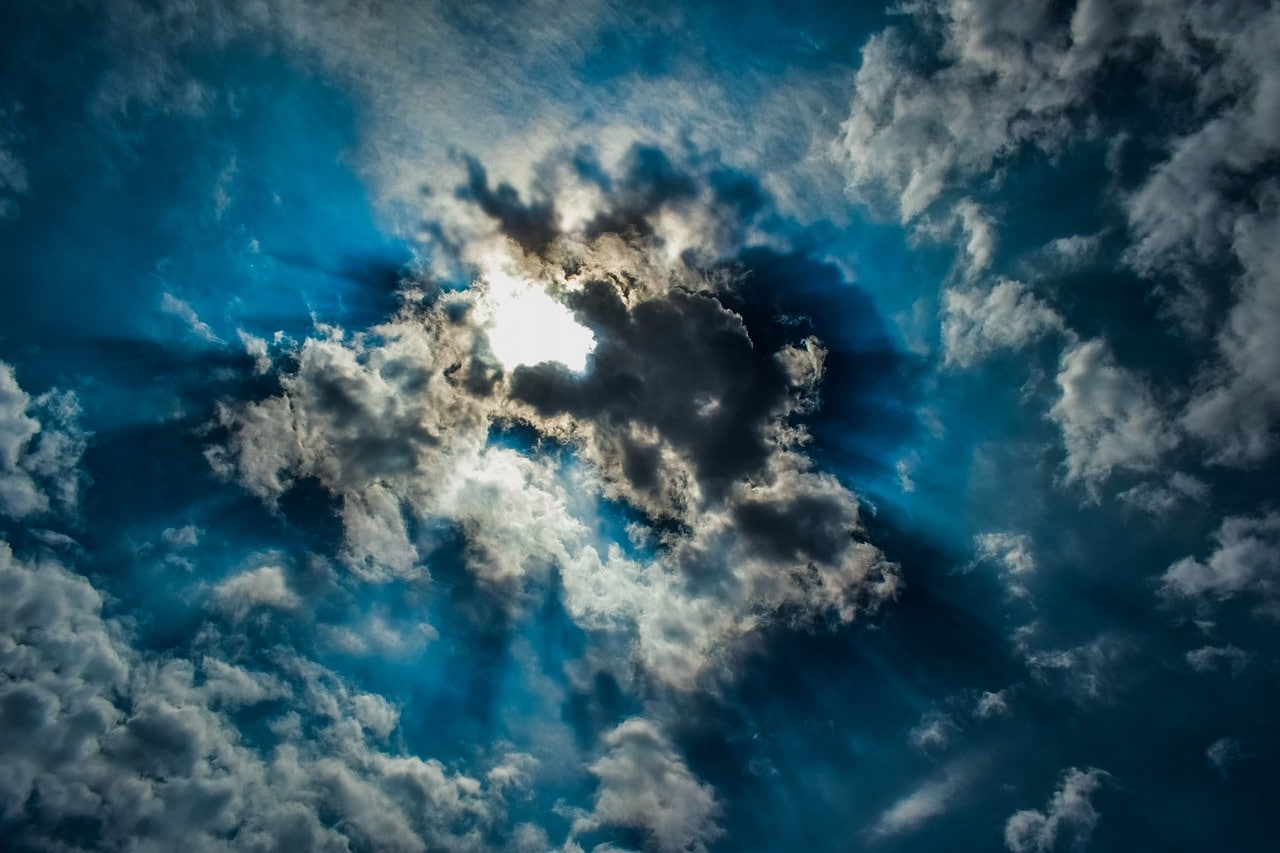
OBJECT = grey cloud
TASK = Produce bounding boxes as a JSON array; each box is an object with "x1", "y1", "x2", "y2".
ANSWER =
[
  {"x1": 0, "y1": 362, "x2": 87, "y2": 520},
  {"x1": 1004, "y1": 767, "x2": 1109, "y2": 853},
  {"x1": 942, "y1": 280, "x2": 1067, "y2": 369},
  {"x1": 1161, "y1": 511, "x2": 1280, "y2": 614},
  {"x1": 572, "y1": 717, "x2": 723, "y2": 853},
  {"x1": 842, "y1": 0, "x2": 1280, "y2": 469},
  {"x1": 870, "y1": 761, "x2": 976, "y2": 839},
  {"x1": 1185, "y1": 644, "x2": 1251, "y2": 675},
  {"x1": 1049, "y1": 339, "x2": 1179, "y2": 495},
  {"x1": 1116, "y1": 472, "x2": 1210, "y2": 517},
  {"x1": 908, "y1": 710, "x2": 960, "y2": 755},
  {"x1": 212, "y1": 563, "x2": 302, "y2": 621},
  {"x1": 0, "y1": 537, "x2": 531, "y2": 852}
]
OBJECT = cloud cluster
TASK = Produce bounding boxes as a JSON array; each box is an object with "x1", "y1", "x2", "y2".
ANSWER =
[
  {"x1": 842, "y1": 0, "x2": 1280, "y2": 491},
  {"x1": 210, "y1": 159, "x2": 901, "y2": 697},
  {"x1": 0, "y1": 537, "x2": 533, "y2": 852}
]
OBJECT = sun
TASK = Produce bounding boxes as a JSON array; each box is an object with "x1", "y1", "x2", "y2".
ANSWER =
[{"x1": 477, "y1": 265, "x2": 597, "y2": 374}]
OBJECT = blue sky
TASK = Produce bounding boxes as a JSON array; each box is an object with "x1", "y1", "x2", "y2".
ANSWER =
[{"x1": 1, "y1": 2, "x2": 1278, "y2": 851}]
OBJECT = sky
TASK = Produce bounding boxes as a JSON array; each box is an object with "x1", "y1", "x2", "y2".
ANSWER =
[{"x1": 1, "y1": 1, "x2": 1278, "y2": 851}]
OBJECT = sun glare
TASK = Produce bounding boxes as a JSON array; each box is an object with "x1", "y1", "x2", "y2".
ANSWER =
[{"x1": 479, "y1": 267, "x2": 596, "y2": 374}]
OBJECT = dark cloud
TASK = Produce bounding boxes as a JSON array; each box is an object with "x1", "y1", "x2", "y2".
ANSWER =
[{"x1": 511, "y1": 283, "x2": 791, "y2": 506}]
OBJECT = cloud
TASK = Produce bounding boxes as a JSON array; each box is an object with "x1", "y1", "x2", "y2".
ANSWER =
[
  {"x1": 870, "y1": 761, "x2": 976, "y2": 839},
  {"x1": 840, "y1": 0, "x2": 1280, "y2": 469},
  {"x1": 1206, "y1": 737, "x2": 1243, "y2": 777},
  {"x1": 1004, "y1": 767, "x2": 1109, "y2": 853},
  {"x1": 909, "y1": 710, "x2": 960, "y2": 755},
  {"x1": 572, "y1": 717, "x2": 723, "y2": 853},
  {"x1": 1161, "y1": 511, "x2": 1280, "y2": 613},
  {"x1": 1181, "y1": 197, "x2": 1280, "y2": 464},
  {"x1": 975, "y1": 690, "x2": 1012, "y2": 718},
  {"x1": 0, "y1": 534, "x2": 531, "y2": 851},
  {"x1": 1185, "y1": 644, "x2": 1251, "y2": 675},
  {"x1": 1116, "y1": 472, "x2": 1209, "y2": 517},
  {"x1": 212, "y1": 564, "x2": 302, "y2": 621},
  {"x1": 1049, "y1": 339, "x2": 1179, "y2": 495},
  {"x1": 160, "y1": 292, "x2": 223, "y2": 344},
  {"x1": 942, "y1": 280, "x2": 1066, "y2": 368},
  {"x1": 975, "y1": 532, "x2": 1037, "y2": 576},
  {"x1": 209, "y1": 164, "x2": 901, "y2": 689},
  {"x1": 0, "y1": 361, "x2": 86, "y2": 520},
  {"x1": 0, "y1": 103, "x2": 28, "y2": 219}
]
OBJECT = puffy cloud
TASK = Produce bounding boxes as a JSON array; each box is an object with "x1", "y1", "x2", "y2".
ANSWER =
[
  {"x1": 572, "y1": 717, "x2": 723, "y2": 853},
  {"x1": 208, "y1": 167, "x2": 901, "y2": 689},
  {"x1": 838, "y1": 0, "x2": 1107, "y2": 222},
  {"x1": 1181, "y1": 198, "x2": 1280, "y2": 463},
  {"x1": 1049, "y1": 339, "x2": 1179, "y2": 494},
  {"x1": 841, "y1": 0, "x2": 1280, "y2": 467},
  {"x1": 975, "y1": 532, "x2": 1036, "y2": 576},
  {"x1": 1161, "y1": 511, "x2": 1280, "y2": 612},
  {"x1": 0, "y1": 362, "x2": 86, "y2": 520},
  {"x1": 212, "y1": 564, "x2": 302, "y2": 621},
  {"x1": 0, "y1": 536, "x2": 528, "y2": 851},
  {"x1": 942, "y1": 280, "x2": 1066, "y2": 368},
  {"x1": 1004, "y1": 767, "x2": 1109, "y2": 853}
]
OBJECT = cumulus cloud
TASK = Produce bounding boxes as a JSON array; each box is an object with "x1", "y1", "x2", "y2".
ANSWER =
[
  {"x1": 209, "y1": 163, "x2": 901, "y2": 690},
  {"x1": 572, "y1": 717, "x2": 723, "y2": 853},
  {"x1": 1161, "y1": 511, "x2": 1280, "y2": 614},
  {"x1": 0, "y1": 535, "x2": 530, "y2": 852},
  {"x1": 0, "y1": 362, "x2": 86, "y2": 520},
  {"x1": 841, "y1": 0, "x2": 1280, "y2": 468},
  {"x1": 942, "y1": 280, "x2": 1066, "y2": 368},
  {"x1": 974, "y1": 531, "x2": 1037, "y2": 589},
  {"x1": 212, "y1": 564, "x2": 302, "y2": 621},
  {"x1": 1004, "y1": 767, "x2": 1109, "y2": 853},
  {"x1": 1049, "y1": 339, "x2": 1179, "y2": 495}
]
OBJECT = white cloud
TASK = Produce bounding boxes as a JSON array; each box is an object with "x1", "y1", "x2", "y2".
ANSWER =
[
  {"x1": 1049, "y1": 339, "x2": 1179, "y2": 495},
  {"x1": 1004, "y1": 767, "x2": 1109, "y2": 853},
  {"x1": 160, "y1": 292, "x2": 223, "y2": 343},
  {"x1": 943, "y1": 280, "x2": 1066, "y2": 368},
  {"x1": 572, "y1": 717, "x2": 723, "y2": 853},
  {"x1": 0, "y1": 534, "x2": 530, "y2": 852},
  {"x1": 1117, "y1": 472, "x2": 1209, "y2": 516},
  {"x1": 0, "y1": 362, "x2": 86, "y2": 520},
  {"x1": 212, "y1": 564, "x2": 301, "y2": 621},
  {"x1": 1161, "y1": 511, "x2": 1280, "y2": 610},
  {"x1": 975, "y1": 532, "x2": 1037, "y2": 576},
  {"x1": 870, "y1": 761, "x2": 975, "y2": 839},
  {"x1": 909, "y1": 710, "x2": 959, "y2": 755}
]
